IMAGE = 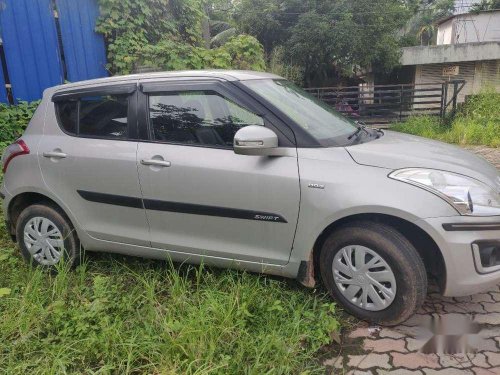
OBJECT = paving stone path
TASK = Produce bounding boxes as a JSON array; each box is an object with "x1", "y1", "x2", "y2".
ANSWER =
[
  {"x1": 322, "y1": 147, "x2": 500, "y2": 374},
  {"x1": 323, "y1": 285, "x2": 500, "y2": 374}
]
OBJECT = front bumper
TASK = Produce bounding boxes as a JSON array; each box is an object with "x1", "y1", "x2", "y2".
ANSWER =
[{"x1": 416, "y1": 216, "x2": 500, "y2": 297}]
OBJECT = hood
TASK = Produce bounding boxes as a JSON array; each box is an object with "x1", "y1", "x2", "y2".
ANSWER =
[{"x1": 346, "y1": 131, "x2": 499, "y2": 187}]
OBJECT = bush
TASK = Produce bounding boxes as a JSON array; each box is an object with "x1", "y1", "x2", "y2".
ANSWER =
[
  {"x1": 0, "y1": 101, "x2": 40, "y2": 151},
  {"x1": 138, "y1": 34, "x2": 266, "y2": 72},
  {"x1": 393, "y1": 90, "x2": 500, "y2": 147},
  {"x1": 97, "y1": 0, "x2": 266, "y2": 75}
]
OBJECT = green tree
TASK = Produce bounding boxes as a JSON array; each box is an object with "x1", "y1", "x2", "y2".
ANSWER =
[
  {"x1": 231, "y1": 0, "x2": 313, "y2": 54},
  {"x1": 471, "y1": 0, "x2": 500, "y2": 11},
  {"x1": 212, "y1": 0, "x2": 416, "y2": 85},
  {"x1": 285, "y1": 0, "x2": 411, "y2": 85},
  {"x1": 404, "y1": 0, "x2": 454, "y2": 45}
]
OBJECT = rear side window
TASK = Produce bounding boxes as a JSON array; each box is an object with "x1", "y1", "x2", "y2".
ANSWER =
[
  {"x1": 55, "y1": 94, "x2": 129, "y2": 139},
  {"x1": 79, "y1": 95, "x2": 128, "y2": 138}
]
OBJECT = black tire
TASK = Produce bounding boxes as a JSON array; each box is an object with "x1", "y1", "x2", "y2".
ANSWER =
[
  {"x1": 319, "y1": 221, "x2": 427, "y2": 326},
  {"x1": 16, "y1": 203, "x2": 81, "y2": 268}
]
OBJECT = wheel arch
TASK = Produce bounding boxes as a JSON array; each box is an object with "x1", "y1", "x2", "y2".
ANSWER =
[
  {"x1": 305, "y1": 213, "x2": 446, "y2": 292},
  {"x1": 7, "y1": 192, "x2": 76, "y2": 241}
]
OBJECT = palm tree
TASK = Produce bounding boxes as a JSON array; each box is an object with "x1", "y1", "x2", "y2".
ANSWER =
[{"x1": 417, "y1": 23, "x2": 436, "y2": 45}]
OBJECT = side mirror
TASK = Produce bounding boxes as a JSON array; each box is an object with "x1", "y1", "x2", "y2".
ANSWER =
[{"x1": 234, "y1": 125, "x2": 279, "y2": 156}]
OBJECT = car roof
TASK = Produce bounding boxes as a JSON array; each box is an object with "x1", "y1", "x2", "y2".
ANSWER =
[{"x1": 49, "y1": 70, "x2": 282, "y2": 93}]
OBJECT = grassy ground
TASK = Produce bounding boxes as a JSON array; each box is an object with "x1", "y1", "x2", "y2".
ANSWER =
[
  {"x1": 0, "y1": 216, "x2": 340, "y2": 375},
  {"x1": 392, "y1": 90, "x2": 500, "y2": 147}
]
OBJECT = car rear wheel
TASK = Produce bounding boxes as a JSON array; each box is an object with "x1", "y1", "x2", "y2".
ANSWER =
[
  {"x1": 16, "y1": 203, "x2": 81, "y2": 268},
  {"x1": 319, "y1": 221, "x2": 427, "y2": 326}
]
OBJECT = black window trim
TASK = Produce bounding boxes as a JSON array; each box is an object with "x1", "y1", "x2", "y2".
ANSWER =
[
  {"x1": 53, "y1": 83, "x2": 139, "y2": 141},
  {"x1": 52, "y1": 83, "x2": 137, "y2": 102},
  {"x1": 137, "y1": 80, "x2": 296, "y2": 149}
]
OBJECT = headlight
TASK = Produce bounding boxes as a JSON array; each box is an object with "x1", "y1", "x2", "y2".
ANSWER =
[{"x1": 389, "y1": 168, "x2": 500, "y2": 216}]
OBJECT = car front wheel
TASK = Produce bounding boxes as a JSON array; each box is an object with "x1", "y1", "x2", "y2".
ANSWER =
[{"x1": 319, "y1": 221, "x2": 427, "y2": 326}]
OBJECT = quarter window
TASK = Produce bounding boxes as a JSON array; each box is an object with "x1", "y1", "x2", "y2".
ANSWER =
[
  {"x1": 79, "y1": 95, "x2": 128, "y2": 139},
  {"x1": 55, "y1": 94, "x2": 129, "y2": 139},
  {"x1": 148, "y1": 90, "x2": 264, "y2": 147}
]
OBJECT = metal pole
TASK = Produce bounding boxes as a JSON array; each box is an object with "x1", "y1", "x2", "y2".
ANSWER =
[
  {"x1": 452, "y1": 81, "x2": 458, "y2": 114},
  {"x1": 439, "y1": 83, "x2": 445, "y2": 118},
  {"x1": 443, "y1": 83, "x2": 448, "y2": 118},
  {"x1": 399, "y1": 85, "x2": 403, "y2": 122}
]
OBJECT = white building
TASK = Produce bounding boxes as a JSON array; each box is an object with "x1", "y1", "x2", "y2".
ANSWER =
[
  {"x1": 437, "y1": 10, "x2": 500, "y2": 45},
  {"x1": 400, "y1": 10, "x2": 500, "y2": 103}
]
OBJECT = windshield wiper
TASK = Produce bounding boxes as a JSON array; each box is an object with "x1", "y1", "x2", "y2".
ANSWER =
[{"x1": 347, "y1": 123, "x2": 369, "y2": 140}]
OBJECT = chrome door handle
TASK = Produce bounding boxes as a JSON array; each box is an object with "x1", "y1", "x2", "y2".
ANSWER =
[
  {"x1": 43, "y1": 151, "x2": 67, "y2": 159},
  {"x1": 141, "y1": 159, "x2": 171, "y2": 167}
]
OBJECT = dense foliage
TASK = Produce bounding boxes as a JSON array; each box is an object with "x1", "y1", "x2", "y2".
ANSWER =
[
  {"x1": 393, "y1": 91, "x2": 500, "y2": 147},
  {"x1": 96, "y1": 0, "x2": 265, "y2": 74},
  {"x1": 471, "y1": 0, "x2": 500, "y2": 11},
  {"x1": 136, "y1": 34, "x2": 265, "y2": 72},
  {"x1": 404, "y1": 0, "x2": 454, "y2": 46},
  {"x1": 0, "y1": 228, "x2": 339, "y2": 373},
  {"x1": 95, "y1": 0, "x2": 484, "y2": 85},
  {"x1": 0, "y1": 101, "x2": 39, "y2": 151},
  {"x1": 230, "y1": 0, "x2": 414, "y2": 86}
]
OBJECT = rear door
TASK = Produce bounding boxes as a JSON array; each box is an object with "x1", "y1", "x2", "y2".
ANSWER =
[
  {"x1": 39, "y1": 84, "x2": 150, "y2": 246},
  {"x1": 136, "y1": 79, "x2": 300, "y2": 265}
]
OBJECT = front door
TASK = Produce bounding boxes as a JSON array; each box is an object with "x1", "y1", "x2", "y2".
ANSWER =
[{"x1": 136, "y1": 80, "x2": 300, "y2": 265}]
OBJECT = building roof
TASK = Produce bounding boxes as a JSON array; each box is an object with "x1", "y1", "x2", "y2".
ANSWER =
[{"x1": 436, "y1": 9, "x2": 500, "y2": 25}]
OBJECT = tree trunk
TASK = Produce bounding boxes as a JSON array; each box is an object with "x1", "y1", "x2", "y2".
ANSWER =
[{"x1": 202, "y1": 3, "x2": 211, "y2": 49}]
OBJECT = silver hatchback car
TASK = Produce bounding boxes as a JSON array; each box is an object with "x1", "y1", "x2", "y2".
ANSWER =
[{"x1": 2, "y1": 70, "x2": 500, "y2": 325}]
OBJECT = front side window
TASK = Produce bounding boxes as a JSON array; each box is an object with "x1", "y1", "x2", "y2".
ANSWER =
[
  {"x1": 55, "y1": 94, "x2": 129, "y2": 139},
  {"x1": 242, "y1": 79, "x2": 358, "y2": 147},
  {"x1": 148, "y1": 90, "x2": 264, "y2": 147}
]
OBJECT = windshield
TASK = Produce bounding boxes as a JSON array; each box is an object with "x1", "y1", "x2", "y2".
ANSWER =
[{"x1": 243, "y1": 79, "x2": 358, "y2": 146}]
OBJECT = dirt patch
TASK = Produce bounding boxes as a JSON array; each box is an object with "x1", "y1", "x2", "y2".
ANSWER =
[{"x1": 465, "y1": 146, "x2": 500, "y2": 170}]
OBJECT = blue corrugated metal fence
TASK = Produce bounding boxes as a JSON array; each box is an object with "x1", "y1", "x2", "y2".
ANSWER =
[
  {"x1": 55, "y1": 0, "x2": 107, "y2": 82},
  {"x1": 0, "y1": 0, "x2": 64, "y2": 102},
  {"x1": 0, "y1": 0, "x2": 107, "y2": 103}
]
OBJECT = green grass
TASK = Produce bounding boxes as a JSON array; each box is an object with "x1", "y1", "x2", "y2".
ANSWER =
[
  {"x1": 0, "y1": 218, "x2": 340, "y2": 374},
  {"x1": 392, "y1": 90, "x2": 500, "y2": 147}
]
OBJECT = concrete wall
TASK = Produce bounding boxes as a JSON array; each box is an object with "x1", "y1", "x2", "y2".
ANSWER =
[
  {"x1": 414, "y1": 60, "x2": 500, "y2": 104},
  {"x1": 400, "y1": 42, "x2": 500, "y2": 65}
]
